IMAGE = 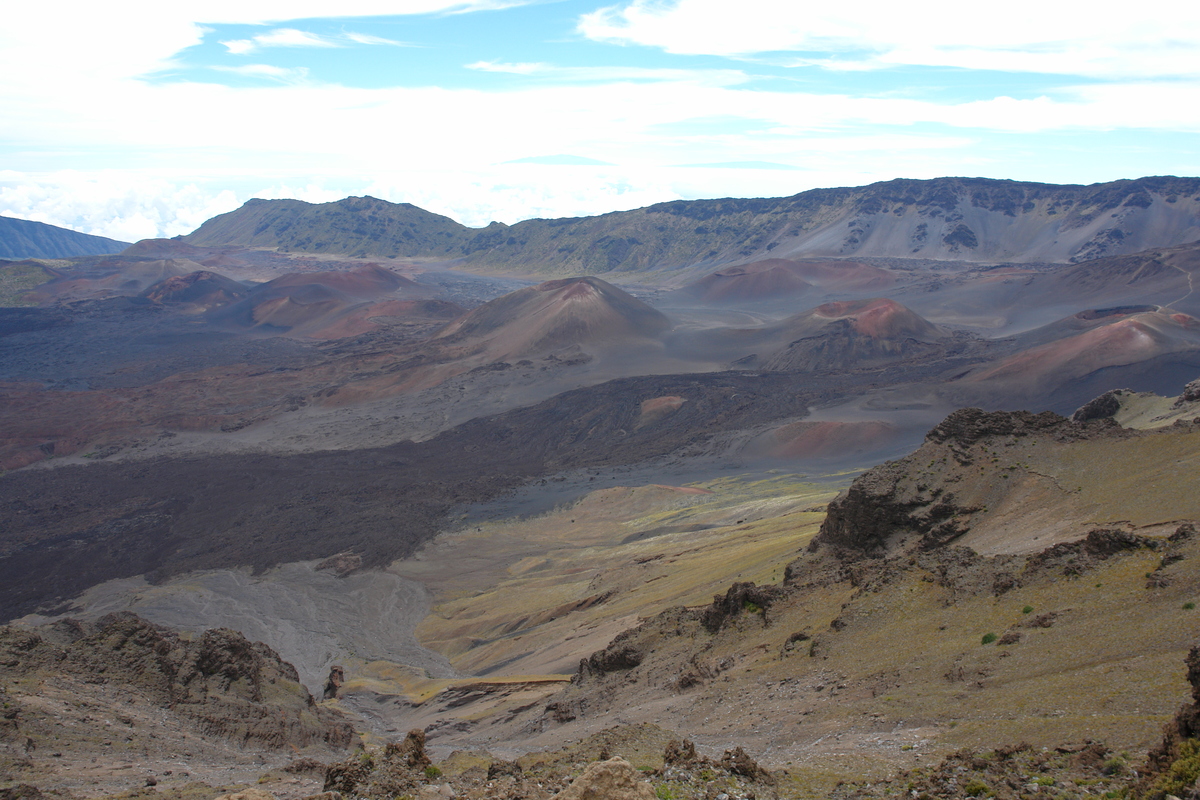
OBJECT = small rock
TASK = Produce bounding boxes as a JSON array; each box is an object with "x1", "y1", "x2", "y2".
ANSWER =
[{"x1": 213, "y1": 790, "x2": 277, "y2": 800}]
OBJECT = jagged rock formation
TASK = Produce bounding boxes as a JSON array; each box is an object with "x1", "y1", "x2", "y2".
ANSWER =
[
  {"x1": 178, "y1": 177, "x2": 1200, "y2": 274},
  {"x1": 1072, "y1": 389, "x2": 1126, "y2": 421},
  {"x1": 323, "y1": 665, "x2": 345, "y2": 700},
  {"x1": 325, "y1": 729, "x2": 433, "y2": 798},
  {"x1": 0, "y1": 612, "x2": 353, "y2": 750}
]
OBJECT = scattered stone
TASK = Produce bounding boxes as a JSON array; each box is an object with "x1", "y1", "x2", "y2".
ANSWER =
[
  {"x1": 213, "y1": 790, "x2": 277, "y2": 800},
  {"x1": 0, "y1": 785, "x2": 45, "y2": 800},
  {"x1": 1022, "y1": 611, "x2": 1059, "y2": 629}
]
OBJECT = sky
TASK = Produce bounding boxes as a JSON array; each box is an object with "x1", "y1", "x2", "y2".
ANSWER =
[{"x1": 1, "y1": 0, "x2": 1198, "y2": 241}]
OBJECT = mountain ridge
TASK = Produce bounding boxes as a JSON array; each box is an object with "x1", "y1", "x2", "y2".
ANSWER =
[{"x1": 178, "y1": 176, "x2": 1200, "y2": 276}]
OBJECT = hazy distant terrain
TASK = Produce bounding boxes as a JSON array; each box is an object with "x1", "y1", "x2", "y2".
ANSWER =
[
  {"x1": 0, "y1": 215, "x2": 130, "y2": 260},
  {"x1": 182, "y1": 176, "x2": 1200, "y2": 276}
]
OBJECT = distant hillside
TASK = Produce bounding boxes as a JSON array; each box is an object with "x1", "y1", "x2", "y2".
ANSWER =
[
  {"x1": 183, "y1": 195, "x2": 468, "y2": 258},
  {"x1": 179, "y1": 177, "x2": 1200, "y2": 275},
  {"x1": 0, "y1": 215, "x2": 130, "y2": 259}
]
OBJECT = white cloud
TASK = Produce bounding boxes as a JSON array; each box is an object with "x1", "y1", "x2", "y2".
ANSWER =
[
  {"x1": 211, "y1": 64, "x2": 312, "y2": 83},
  {"x1": 221, "y1": 28, "x2": 341, "y2": 55},
  {"x1": 578, "y1": 0, "x2": 1200, "y2": 80},
  {"x1": 0, "y1": 171, "x2": 242, "y2": 240},
  {"x1": 0, "y1": 3, "x2": 538, "y2": 91},
  {"x1": 221, "y1": 39, "x2": 259, "y2": 56},
  {"x1": 465, "y1": 60, "x2": 750, "y2": 85},
  {"x1": 467, "y1": 60, "x2": 545, "y2": 74},
  {"x1": 344, "y1": 31, "x2": 409, "y2": 46},
  {"x1": 221, "y1": 27, "x2": 409, "y2": 54}
]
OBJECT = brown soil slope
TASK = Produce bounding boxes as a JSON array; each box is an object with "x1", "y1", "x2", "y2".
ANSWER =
[
  {"x1": 0, "y1": 612, "x2": 351, "y2": 797},
  {"x1": 433, "y1": 402, "x2": 1200, "y2": 793},
  {"x1": 954, "y1": 310, "x2": 1200, "y2": 405}
]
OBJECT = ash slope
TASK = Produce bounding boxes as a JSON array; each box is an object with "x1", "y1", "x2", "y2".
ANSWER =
[
  {"x1": 181, "y1": 177, "x2": 1200, "y2": 276},
  {"x1": 435, "y1": 276, "x2": 670, "y2": 360}
]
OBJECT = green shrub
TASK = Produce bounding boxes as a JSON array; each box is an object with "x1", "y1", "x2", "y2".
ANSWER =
[
  {"x1": 1149, "y1": 739, "x2": 1200, "y2": 799},
  {"x1": 424, "y1": 765, "x2": 442, "y2": 780},
  {"x1": 963, "y1": 778, "x2": 992, "y2": 796},
  {"x1": 1021, "y1": 605, "x2": 1034, "y2": 614},
  {"x1": 1184, "y1": 602, "x2": 1196, "y2": 610},
  {"x1": 981, "y1": 632, "x2": 998, "y2": 645}
]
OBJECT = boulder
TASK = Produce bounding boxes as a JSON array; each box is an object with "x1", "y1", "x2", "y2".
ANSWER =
[{"x1": 550, "y1": 757, "x2": 656, "y2": 800}]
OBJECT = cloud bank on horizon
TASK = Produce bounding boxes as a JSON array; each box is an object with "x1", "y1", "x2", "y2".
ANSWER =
[{"x1": 1, "y1": 0, "x2": 1197, "y2": 241}]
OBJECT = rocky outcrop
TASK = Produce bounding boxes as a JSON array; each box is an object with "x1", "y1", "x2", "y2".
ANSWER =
[
  {"x1": 1177, "y1": 378, "x2": 1200, "y2": 406},
  {"x1": 811, "y1": 407, "x2": 1124, "y2": 557},
  {"x1": 576, "y1": 608, "x2": 700, "y2": 681},
  {"x1": 0, "y1": 613, "x2": 353, "y2": 750},
  {"x1": 324, "y1": 730, "x2": 435, "y2": 798},
  {"x1": 1073, "y1": 389, "x2": 1126, "y2": 421},
  {"x1": 700, "y1": 582, "x2": 784, "y2": 632},
  {"x1": 924, "y1": 407, "x2": 1081, "y2": 450},
  {"x1": 580, "y1": 628, "x2": 650, "y2": 675},
  {"x1": 323, "y1": 665, "x2": 345, "y2": 700}
]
